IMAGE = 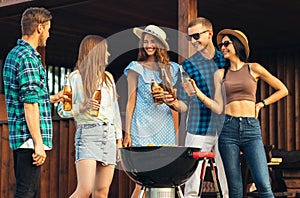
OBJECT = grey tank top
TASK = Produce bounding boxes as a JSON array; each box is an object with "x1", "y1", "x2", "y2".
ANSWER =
[{"x1": 222, "y1": 64, "x2": 257, "y2": 104}]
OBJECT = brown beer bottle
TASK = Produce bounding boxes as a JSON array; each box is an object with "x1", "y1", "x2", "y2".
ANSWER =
[
  {"x1": 88, "y1": 84, "x2": 102, "y2": 117},
  {"x1": 63, "y1": 75, "x2": 72, "y2": 111},
  {"x1": 161, "y1": 67, "x2": 177, "y2": 99},
  {"x1": 151, "y1": 75, "x2": 164, "y2": 105}
]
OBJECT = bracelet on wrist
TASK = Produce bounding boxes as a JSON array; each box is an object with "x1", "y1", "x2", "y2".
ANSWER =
[{"x1": 260, "y1": 100, "x2": 266, "y2": 107}]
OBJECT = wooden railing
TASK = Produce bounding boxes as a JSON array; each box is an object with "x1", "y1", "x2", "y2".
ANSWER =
[{"x1": 0, "y1": 117, "x2": 135, "y2": 198}]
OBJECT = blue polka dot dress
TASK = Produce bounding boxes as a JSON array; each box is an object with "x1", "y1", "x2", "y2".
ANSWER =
[{"x1": 124, "y1": 61, "x2": 179, "y2": 146}]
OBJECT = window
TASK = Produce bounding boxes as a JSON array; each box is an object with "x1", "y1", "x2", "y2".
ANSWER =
[{"x1": 47, "y1": 65, "x2": 73, "y2": 116}]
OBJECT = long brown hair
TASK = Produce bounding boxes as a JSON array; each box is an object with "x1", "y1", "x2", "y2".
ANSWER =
[
  {"x1": 75, "y1": 35, "x2": 113, "y2": 101},
  {"x1": 137, "y1": 33, "x2": 172, "y2": 83}
]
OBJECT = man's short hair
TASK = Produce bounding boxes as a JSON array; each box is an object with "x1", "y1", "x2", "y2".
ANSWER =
[
  {"x1": 21, "y1": 7, "x2": 52, "y2": 36},
  {"x1": 188, "y1": 17, "x2": 213, "y2": 30}
]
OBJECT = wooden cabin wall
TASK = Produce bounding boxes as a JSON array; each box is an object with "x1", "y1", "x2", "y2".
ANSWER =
[
  {"x1": 254, "y1": 48, "x2": 300, "y2": 151},
  {"x1": 0, "y1": 118, "x2": 77, "y2": 198}
]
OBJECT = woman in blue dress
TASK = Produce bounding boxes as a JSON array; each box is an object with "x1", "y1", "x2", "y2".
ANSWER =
[{"x1": 123, "y1": 25, "x2": 187, "y2": 198}]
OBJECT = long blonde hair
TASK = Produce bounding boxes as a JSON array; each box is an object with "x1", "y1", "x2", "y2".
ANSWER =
[{"x1": 75, "y1": 35, "x2": 113, "y2": 101}]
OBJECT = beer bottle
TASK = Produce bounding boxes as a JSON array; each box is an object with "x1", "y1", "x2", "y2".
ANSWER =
[
  {"x1": 151, "y1": 75, "x2": 164, "y2": 105},
  {"x1": 63, "y1": 74, "x2": 72, "y2": 111},
  {"x1": 88, "y1": 83, "x2": 102, "y2": 117},
  {"x1": 161, "y1": 68, "x2": 173, "y2": 93},
  {"x1": 161, "y1": 67, "x2": 176, "y2": 99},
  {"x1": 179, "y1": 65, "x2": 196, "y2": 96}
]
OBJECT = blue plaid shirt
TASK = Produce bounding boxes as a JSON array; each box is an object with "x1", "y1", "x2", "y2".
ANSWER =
[
  {"x1": 3, "y1": 39, "x2": 53, "y2": 150},
  {"x1": 178, "y1": 49, "x2": 226, "y2": 135}
]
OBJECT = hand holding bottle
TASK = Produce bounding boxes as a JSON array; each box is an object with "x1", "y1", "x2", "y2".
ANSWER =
[
  {"x1": 188, "y1": 78, "x2": 199, "y2": 93},
  {"x1": 88, "y1": 85, "x2": 101, "y2": 117},
  {"x1": 182, "y1": 79, "x2": 197, "y2": 96},
  {"x1": 50, "y1": 90, "x2": 68, "y2": 103},
  {"x1": 63, "y1": 75, "x2": 72, "y2": 111},
  {"x1": 151, "y1": 88, "x2": 164, "y2": 105},
  {"x1": 87, "y1": 98, "x2": 101, "y2": 113},
  {"x1": 178, "y1": 65, "x2": 196, "y2": 96},
  {"x1": 151, "y1": 75, "x2": 164, "y2": 105},
  {"x1": 163, "y1": 88, "x2": 177, "y2": 105}
]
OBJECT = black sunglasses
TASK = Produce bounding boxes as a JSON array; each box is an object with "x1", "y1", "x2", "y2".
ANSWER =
[
  {"x1": 218, "y1": 40, "x2": 233, "y2": 48},
  {"x1": 186, "y1": 30, "x2": 209, "y2": 41}
]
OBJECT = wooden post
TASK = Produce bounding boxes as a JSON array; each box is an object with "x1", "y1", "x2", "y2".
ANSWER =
[
  {"x1": 178, "y1": 0, "x2": 197, "y2": 63},
  {"x1": 177, "y1": 0, "x2": 198, "y2": 145},
  {"x1": 0, "y1": 59, "x2": 3, "y2": 94}
]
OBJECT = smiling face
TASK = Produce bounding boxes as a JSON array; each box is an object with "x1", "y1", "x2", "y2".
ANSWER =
[
  {"x1": 187, "y1": 23, "x2": 211, "y2": 52},
  {"x1": 142, "y1": 33, "x2": 159, "y2": 56},
  {"x1": 220, "y1": 36, "x2": 236, "y2": 59}
]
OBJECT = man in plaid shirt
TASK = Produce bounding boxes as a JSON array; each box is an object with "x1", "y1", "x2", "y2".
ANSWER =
[
  {"x1": 177, "y1": 17, "x2": 229, "y2": 197},
  {"x1": 3, "y1": 7, "x2": 63, "y2": 198}
]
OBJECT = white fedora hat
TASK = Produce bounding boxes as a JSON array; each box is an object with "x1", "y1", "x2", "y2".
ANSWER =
[{"x1": 133, "y1": 25, "x2": 170, "y2": 50}]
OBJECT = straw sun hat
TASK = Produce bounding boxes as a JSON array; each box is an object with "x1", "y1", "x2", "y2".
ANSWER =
[
  {"x1": 217, "y1": 29, "x2": 250, "y2": 58},
  {"x1": 133, "y1": 25, "x2": 170, "y2": 50}
]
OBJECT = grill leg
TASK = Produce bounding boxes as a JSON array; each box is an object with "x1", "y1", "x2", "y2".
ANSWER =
[
  {"x1": 138, "y1": 186, "x2": 146, "y2": 198},
  {"x1": 176, "y1": 186, "x2": 184, "y2": 198},
  {"x1": 209, "y1": 158, "x2": 222, "y2": 198},
  {"x1": 199, "y1": 159, "x2": 208, "y2": 197}
]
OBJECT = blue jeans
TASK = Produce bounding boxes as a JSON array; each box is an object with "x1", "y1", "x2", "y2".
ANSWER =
[
  {"x1": 13, "y1": 149, "x2": 41, "y2": 198},
  {"x1": 218, "y1": 115, "x2": 274, "y2": 198}
]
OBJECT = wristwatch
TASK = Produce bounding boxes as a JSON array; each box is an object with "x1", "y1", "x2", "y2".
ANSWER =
[{"x1": 260, "y1": 100, "x2": 266, "y2": 107}]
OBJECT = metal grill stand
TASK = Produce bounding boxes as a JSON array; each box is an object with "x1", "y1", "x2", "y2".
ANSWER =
[{"x1": 198, "y1": 157, "x2": 222, "y2": 198}]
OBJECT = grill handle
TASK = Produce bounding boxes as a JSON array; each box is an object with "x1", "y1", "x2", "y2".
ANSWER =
[{"x1": 192, "y1": 152, "x2": 215, "y2": 159}]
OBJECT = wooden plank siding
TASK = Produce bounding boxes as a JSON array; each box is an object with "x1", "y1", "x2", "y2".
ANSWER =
[
  {"x1": 0, "y1": 118, "x2": 77, "y2": 198},
  {"x1": 0, "y1": 122, "x2": 14, "y2": 198},
  {"x1": 254, "y1": 48, "x2": 300, "y2": 151}
]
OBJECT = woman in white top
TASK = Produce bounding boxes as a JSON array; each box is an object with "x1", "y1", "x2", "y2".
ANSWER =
[{"x1": 58, "y1": 35, "x2": 122, "y2": 198}]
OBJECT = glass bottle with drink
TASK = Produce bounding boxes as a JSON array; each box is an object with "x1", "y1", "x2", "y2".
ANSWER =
[
  {"x1": 63, "y1": 74, "x2": 72, "y2": 111},
  {"x1": 178, "y1": 65, "x2": 196, "y2": 96},
  {"x1": 161, "y1": 67, "x2": 177, "y2": 99},
  {"x1": 88, "y1": 82, "x2": 102, "y2": 117},
  {"x1": 151, "y1": 74, "x2": 164, "y2": 105}
]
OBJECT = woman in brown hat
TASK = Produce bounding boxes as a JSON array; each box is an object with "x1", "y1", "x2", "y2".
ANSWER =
[{"x1": 187, "y1": 29, "x2": 288, "y2": 197}]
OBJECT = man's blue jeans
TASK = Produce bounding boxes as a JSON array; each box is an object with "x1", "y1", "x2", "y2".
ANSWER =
[
  {"x1": 218, "y1": 115, "x2": 274, "y2": 198},
  {"x1": 13, "y1": 149, "x2": 41, "y2": 198}
]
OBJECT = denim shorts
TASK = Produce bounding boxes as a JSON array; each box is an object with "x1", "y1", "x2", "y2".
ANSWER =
[{"x1": 75, "y1": 123, "x2": 116, "y2": 165}]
